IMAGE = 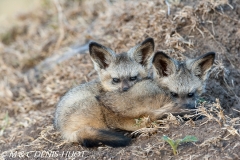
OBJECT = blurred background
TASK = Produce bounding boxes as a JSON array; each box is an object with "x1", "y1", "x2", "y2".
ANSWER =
[{"x1": 0, "y1": 0, "x2": 41, "y2": 27}]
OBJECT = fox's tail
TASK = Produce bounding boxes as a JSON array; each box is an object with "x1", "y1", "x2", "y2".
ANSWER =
[{"x1": 77, "y1": 127, "x2": 131, "y2": 147}]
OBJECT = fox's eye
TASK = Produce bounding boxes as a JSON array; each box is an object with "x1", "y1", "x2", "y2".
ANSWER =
[
  {"x1": 112, "y1": 78, "x2": 120, "y2": 83},
  {"x1": 188, "y1": 93, "x2": 194, "y2": 98},
  {"x1": 129, "y1": 76, "x2": 137, "y2": 81},
  {"x1": 170, "y1": 92, "x2": 178, "y2": 98}
]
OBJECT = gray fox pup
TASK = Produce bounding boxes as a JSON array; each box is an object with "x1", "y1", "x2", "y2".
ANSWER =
[
  {"x1": 54, "y1": 38, "x2": 155, "y2": 147},
  {"x1": 97, "y1": 51, "x2": 215, "y2": 132}
]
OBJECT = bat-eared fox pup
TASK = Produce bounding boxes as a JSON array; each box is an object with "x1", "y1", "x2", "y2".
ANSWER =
[
  {"x1": 97, "y1": 51, "x2": 215, "y2": 142},
  {"x1": 54, "y1": 38, "x2": 155, "y2": 147}
]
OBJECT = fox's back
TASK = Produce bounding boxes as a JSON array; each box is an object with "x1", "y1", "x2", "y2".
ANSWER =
[{"x1": 54, "y1": 80, "x2": 102, "y2": 129}]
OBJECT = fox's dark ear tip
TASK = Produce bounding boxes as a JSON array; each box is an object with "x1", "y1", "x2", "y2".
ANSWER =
[
  {"x1": 155, "y1": 51, "x2": 166, "y2": 54},
  {"x1": 89, "y1": 42, "x2": 103, "y2": 54},
  {"x1": 205, "y1": 52, "x2": 216, "y2": 60},
  {"x1": 207, "y1": 52, "x2": 216, "y2": 57},
  {"x1": 152, "y1": 51, "x2": 169, "y2": 63},
  {"x1": 89, "y1": 42, "x2": 101, "y2": 49},
  {"x1": 144, "y1": 37, "x2": 154, "y2": 42},
  {"x1": 209, "y1": 52, "x2": 216, "y2": 57},
  {"x1": 142, "y1": 37, "x2": 154, "y2": 45}
]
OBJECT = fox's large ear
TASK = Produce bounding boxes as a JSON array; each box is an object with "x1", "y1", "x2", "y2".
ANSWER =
[
  {"x1": 128, "y1": 38, "x2": 155, "y2": 69},
  {"x1": 89, "y1": 42, "x2": 115, "y2": 71},
  {"x1": 152, "y1": 51, "x2": 176, "y2": 77},
  {"x1": 190, "y1": 52, "x2": 215, "y2": 80}
]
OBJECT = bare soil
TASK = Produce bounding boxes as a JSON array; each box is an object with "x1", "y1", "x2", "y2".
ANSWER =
[{"x1": 0, "y1": 0, "x2": 240, "y2": 159}]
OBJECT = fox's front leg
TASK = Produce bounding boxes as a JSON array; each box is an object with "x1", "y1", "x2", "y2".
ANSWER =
[
  {"x1": 149, "y1": 102, "x2": 196, "y2": 120},
  {"x1": 148, "y1": 102, "x2": 178, "y2": 120},
  {"x1": 102, "y1": 107, "x2": 153, "y2": 131}
]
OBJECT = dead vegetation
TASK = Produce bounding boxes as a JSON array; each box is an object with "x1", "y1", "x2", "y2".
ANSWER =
[{"x1": 0, "y1": 0, "x2": 240, "y2": 159}]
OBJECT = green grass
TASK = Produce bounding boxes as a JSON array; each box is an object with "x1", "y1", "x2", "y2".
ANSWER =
[{"x1": 162, "y1": 135, "x2": 198, "y2": 155}]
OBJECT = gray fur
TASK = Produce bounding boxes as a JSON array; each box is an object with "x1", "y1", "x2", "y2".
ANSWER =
[{"x1": 54, "y1": 38, "x2": 155, "y2": 144}]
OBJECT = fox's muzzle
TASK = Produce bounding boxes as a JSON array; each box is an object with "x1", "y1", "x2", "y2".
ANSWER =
[
  {"x1": 183, "y1": 103, "x2": 196, "y2": 109},
  {"x1": 121, "y1": 80, "x2": 130, "y2": 92}
]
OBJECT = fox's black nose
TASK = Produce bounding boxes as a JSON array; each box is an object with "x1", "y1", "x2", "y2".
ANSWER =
[
  {"x1": 122, "y1": 87, "x2": 129, "y2": 92},
  {"x1": 184, "y1": 104, "x2": 195, "y2": 109},
  {"x1": 121, "y1": 80, "x2": 130, "y2": 92}
]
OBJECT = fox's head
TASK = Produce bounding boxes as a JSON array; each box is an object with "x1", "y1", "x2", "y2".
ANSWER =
[
  {"x1": 89, "y1": 38, "x2": 154, "y2": 92},
  {"x1": 152, "y1": 51, "x2": 215, "y2": 109}
]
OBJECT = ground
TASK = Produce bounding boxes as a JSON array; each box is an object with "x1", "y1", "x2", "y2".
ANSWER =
[{"x1": 0, "y1": 0, "x2": 240, "y2": 159}]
